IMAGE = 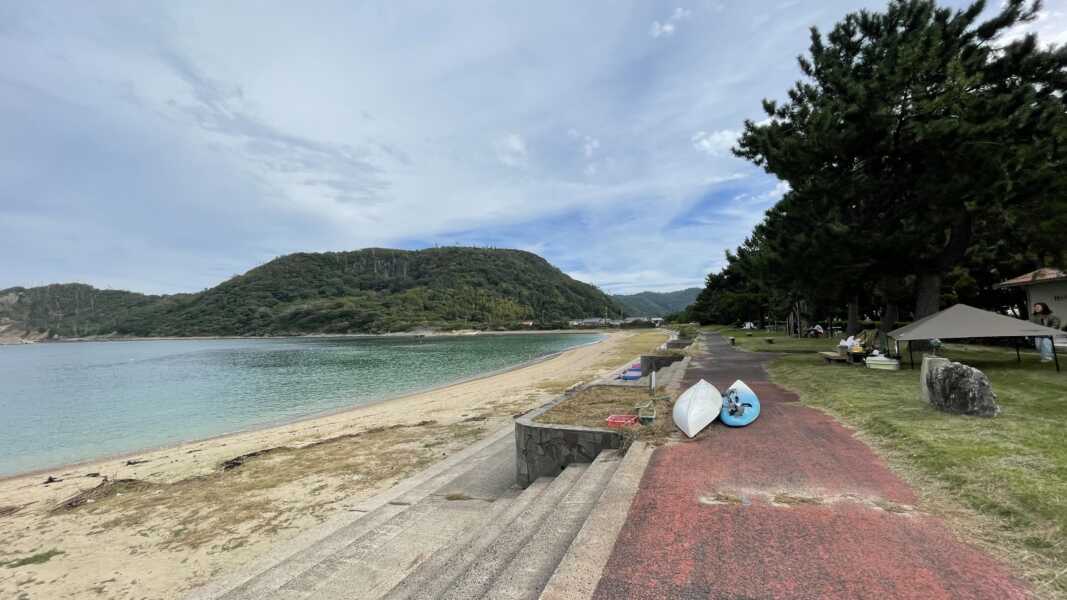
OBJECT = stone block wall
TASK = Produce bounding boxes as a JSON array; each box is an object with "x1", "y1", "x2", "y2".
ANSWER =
[
  {"x1": 514, "y1": 405, "x2": 623, "y2": 488},
  {"x1": 639, "y1": 353, "x2": 686, "y2": 376}
]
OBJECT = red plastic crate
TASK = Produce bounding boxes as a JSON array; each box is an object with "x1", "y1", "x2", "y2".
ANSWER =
[{"x1": 606, "y1": 414, "x2": 639, "y2": 428}]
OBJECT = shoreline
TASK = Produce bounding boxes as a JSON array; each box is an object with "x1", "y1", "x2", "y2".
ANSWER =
[
  {"x1": 0, "y1": 332, "x2": 609, "y2": 483},
  {"x1": 0, "y1": 328, "x2": 616, "y2": 346}
]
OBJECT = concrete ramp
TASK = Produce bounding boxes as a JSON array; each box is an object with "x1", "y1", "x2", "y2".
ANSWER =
[{"x1": 187, "y1": 422, "x2": 652, "y2": 600}]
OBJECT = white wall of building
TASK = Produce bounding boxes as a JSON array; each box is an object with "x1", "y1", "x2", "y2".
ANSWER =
[
  {"x1": 1027, "y1": 281, "x2": 1067, "y2": 321},
  {"x1": 1026, "y1": 281, "x2": 1067, "y2": 345}
]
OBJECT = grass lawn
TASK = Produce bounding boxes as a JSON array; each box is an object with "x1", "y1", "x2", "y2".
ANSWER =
[
  {"x1": 720, "y1": 325, "x2": 1067, "y2": 597},
  {"x1": 705, "y1": 325, "x2": 840, "y2": 353}
]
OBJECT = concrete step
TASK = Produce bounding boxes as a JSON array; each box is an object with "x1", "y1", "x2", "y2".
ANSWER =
[
  {"x1": 436, "y1": 463, "x2": 591, "y2": 600},
  {"x1": 381, "y1": 477, "x2": 554, "y2": 600},
  {"x1": 539, "y1": 442, "x2": 656, "y2": 600},
  {"x1": 483, "y1": 450, "x2": 623, "y2": 600},
  {"x1": 195, "y1": 427, "x2": 517, "y2": 600}
]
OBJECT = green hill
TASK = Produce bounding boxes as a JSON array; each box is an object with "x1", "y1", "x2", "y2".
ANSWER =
[
  {"x1": 0, "y1": 248, "x2": 622, "y2": 338},
  {"x1": 611, "y1": 288, "x2": 701, "y2": 317}
]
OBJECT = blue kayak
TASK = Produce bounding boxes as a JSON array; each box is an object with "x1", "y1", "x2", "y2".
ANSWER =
[{"x1": 720, "y1": 379, "x2": 760, "y2": 427}]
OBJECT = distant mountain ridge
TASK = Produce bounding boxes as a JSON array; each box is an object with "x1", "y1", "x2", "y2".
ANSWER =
[
  {"x1": 611, "y1": 288, "x2": 701, "y2": 317},
  {"x1": 0, "y1": 247, "x2": 622, "y2": 339}
]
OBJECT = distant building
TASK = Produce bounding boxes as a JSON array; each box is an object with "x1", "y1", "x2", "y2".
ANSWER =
[
  {"x1": 623, "y1": 317, "x2": 662, "y2": 327},
  {"x1": 569, "y1": 317, "x2": 619, "y2": 328},
  {"x1": 995, "y1": 268, "x2": 1067, "y2": 317},
  {"x1": 995, "y1": 268, "x2": 1067, "y2": 345}
]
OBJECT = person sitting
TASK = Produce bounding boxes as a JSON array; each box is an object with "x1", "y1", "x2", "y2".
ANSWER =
[
  {"x1": 855, "y1": 320, "x2": 880, "y2": 352},
  {"x1": 1030, "y1": 302, "x2": 1061, "y2": 362}
]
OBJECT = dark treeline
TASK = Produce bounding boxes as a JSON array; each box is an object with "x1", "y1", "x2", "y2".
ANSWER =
[{"x1": 683, "y1": 0, "x2": 1066, "y2": 334}]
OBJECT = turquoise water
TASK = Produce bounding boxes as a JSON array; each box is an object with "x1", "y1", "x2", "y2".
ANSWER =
[{"x1": 0, "y1": 333, "x2": 602, "y2": 477}]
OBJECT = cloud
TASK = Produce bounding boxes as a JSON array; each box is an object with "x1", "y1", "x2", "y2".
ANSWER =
[
  {"x1": 691, "y1": 129, "x2": 739, "y2": 157},
  {"x1": 1, "y1": 0, "x2": 894, "y2": 296},
  {"x1": 650, "y1": 6, "x2": 692, "y2": 38},
  {"x1": 650, "y1": 21, "x2": 676, "y2": 38},
  {"x1": 1000, "y1": 5, "x2": 1067, "y2": 48},
  {"x1": 672, "y1": 7, "x2": 693, "y2": 20},
  {"x1": 567, "y1": 128, "x2": 600, "y2": 158},
  {"x1": 583, "y1": 137, "x2": 600, "y2": 158},
  {"x1": 495, "y1": 133, "x2": 528, "y2": 168}
]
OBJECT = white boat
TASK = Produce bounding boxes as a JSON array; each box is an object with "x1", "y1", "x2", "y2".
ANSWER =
[
  {"x1": 865, "y1": 355, "x2": 900, "y2": 370},
  {"x1": 672, "y1": 379, "x2": 723, "y2": 438}
]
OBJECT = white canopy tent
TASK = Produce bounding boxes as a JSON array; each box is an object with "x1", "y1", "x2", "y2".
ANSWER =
[{"x1": 888, "y1": 304, "x2": 1064, "y2": 371}]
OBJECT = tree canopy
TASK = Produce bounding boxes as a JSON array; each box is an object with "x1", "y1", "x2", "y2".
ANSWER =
[{"x1": 691, "y1": 0, "x2": 1066, "y2": 330}]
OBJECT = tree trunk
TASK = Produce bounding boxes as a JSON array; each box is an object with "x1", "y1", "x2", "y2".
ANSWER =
[
  {"x1": 847, "y1": 297, "x2": 860, "y2": 336},
  {"x1": 880, "y1": 302, "x2": 899, "y2": 333},
  {"x1": 914, "y1": 209, "x2": 972, "y2": 320},
  {"x1": 914, "y1": 273, "x2": 941, "y2": 319}
]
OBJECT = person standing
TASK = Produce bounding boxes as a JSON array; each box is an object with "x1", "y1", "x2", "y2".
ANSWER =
[{"x1": 1030, "y1": 302, "x2": 1061, "y2": 362}]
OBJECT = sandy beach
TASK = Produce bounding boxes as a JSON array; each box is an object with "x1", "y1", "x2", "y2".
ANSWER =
[{"x1": 0, "y1": 329, "x2": 667, "y2": 600}]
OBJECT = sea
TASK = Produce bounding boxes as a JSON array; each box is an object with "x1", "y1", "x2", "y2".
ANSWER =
[{"x1": 0, "y1": 333, "x2": 603, "y2": 477}]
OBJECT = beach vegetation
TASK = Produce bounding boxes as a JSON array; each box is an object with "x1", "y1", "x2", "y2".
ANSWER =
[{"x1": 4, "y1": 548, "x2": 64, "y2": 569}]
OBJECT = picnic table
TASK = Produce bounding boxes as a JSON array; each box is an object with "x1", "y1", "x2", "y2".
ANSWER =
[
  {"x1": 818, "y1": 350, "x2": 867, "y2": 365},
  {"x1": 819, "y1": 351, "x2": 848, "y2": 364}
]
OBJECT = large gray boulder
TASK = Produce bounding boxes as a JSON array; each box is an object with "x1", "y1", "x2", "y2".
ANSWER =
[{"x1": 922, "y1": 356, "x2": 1000, "y2": 417}]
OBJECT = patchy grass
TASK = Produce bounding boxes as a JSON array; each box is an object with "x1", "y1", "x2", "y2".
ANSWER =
[
  {"x1": 535, "y1": 385, "x2": 678, "y2": 445},
  {"x1": 709, "y1": 326, "x2": 837, "y2": 354},
  {"x1": 4, "y1": 549, "x2": 64, "y2": 568},
  {"x1": 773, "y1": 493, "x2": 823, "y2": 506},
  {"x1": 768, "y1": 343, "x2": 1067, "y2": 597},
  {"x1": 50, "y1": 419, "x2": 486, "y2": 552},
  {"x1": 589, "y1": 329, "x2": 670, "y2": 370},
  {"x1": 535, "y1": 386, "x2": 656, "y2": 428}
]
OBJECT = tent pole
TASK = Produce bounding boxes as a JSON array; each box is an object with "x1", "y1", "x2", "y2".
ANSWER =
[
  {"x1": 1015, "y1": 340, "x2": 1020, "y2": 364},
  {"x1": 1052, "y1": 337, "x2": 1060, "y2": 373},
  {"x1": 909, "y1": 341, "x2": 914, "y2": 370}
]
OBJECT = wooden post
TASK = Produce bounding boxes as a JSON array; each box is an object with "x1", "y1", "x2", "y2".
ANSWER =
[{"x1": 1052, "y1": 337, "x2": 1061, "y2": 373}]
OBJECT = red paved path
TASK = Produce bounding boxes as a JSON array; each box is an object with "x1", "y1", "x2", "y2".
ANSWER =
[{"x1": 593, "y1": 334, "x2": 1029, "y2": 599}]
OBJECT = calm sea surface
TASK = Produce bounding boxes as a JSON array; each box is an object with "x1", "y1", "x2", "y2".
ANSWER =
[{"x1": 0, "y1": 333, "x2": 603, "y2": 477}]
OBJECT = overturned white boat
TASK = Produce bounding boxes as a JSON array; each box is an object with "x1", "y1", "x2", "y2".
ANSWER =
[
  {"x1": 672, "y1": 379, "x2": 723, "y2": 438},
  {"x1": 721, "y1": 379, "x2": 761, "y2": 427}
]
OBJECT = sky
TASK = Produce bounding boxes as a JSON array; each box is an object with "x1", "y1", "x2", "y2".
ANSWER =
[{"x1": 1, "y1": 1, "x2": 1064, "y2": 295}]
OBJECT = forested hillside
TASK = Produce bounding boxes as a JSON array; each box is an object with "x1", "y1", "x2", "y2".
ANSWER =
[
  {"x1": 0, "y1": 248, "x2": 621, "y2": 338},
  {"x1": 611, "y1": 288, "x2": 701, "y2": 317}
]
